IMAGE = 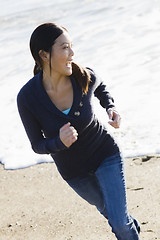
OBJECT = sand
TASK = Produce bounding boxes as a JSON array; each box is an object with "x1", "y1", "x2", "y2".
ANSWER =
[{"x1": 0, "y1": 155, "x2": 159, "y2": 240}]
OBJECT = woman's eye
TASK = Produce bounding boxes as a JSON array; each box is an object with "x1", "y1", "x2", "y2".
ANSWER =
[{"x1": 63, "y1": 46, "x2": 69, "y2": 49}]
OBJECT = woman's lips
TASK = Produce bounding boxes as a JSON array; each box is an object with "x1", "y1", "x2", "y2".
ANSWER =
[{"x1": 66, "y1": 61, "x2": 72, "y2": 68}]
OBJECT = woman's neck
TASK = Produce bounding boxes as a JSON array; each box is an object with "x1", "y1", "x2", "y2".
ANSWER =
[
  {"x1": 41, "y1": 69, "x2": 73, "y2": 111},
  {"x1": 42, "y1": 70, "x2": 69, "y2": 92}
]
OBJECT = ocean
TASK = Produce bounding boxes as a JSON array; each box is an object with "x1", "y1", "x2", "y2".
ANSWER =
[{"x1": 1, "y1": 0, "x2": 160, "y2": 169}]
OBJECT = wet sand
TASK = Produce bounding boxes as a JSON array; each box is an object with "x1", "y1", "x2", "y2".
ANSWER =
[{"x1": 0, "y1": 155, "x2": 159, "y2": 240}]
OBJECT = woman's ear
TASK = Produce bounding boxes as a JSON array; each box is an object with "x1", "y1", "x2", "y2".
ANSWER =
[{"x1": 39, "y1": 50, "x2": 49, "y2": 63}]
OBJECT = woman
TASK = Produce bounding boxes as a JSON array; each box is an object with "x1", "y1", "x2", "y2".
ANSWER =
[{"x1": 17, "y1": 23, "x2": 140, "y2": 239}]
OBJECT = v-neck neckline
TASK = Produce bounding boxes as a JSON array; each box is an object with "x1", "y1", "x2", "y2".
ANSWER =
[{"x1": 38, "y1": 72, "x2": 77, "y2": 117}]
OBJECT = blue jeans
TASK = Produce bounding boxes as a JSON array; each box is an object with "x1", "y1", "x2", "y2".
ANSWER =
[{"x1": 66, "y1": 153, "x2": 140, "y2": 240}]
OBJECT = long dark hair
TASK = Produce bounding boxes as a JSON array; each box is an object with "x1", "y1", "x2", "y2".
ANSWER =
[{"x1": 29, "y1": 23, "x2": 91, "y2": 94}]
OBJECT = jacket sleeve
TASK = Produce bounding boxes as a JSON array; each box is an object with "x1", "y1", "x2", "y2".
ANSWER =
[
  {"x1": 89, "y1": 69, "x2": 116, "y2": 110},
  {"x1": 17, "y1": 91, "x2": 67, "y2": 155},
  {"x1": 94, "y1": 82, "x2": 115, "y2": 110}
]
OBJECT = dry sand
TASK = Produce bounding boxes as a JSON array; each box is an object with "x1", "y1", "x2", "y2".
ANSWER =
[{"x1": 0, "y1": 155, "x2": 159, "y2": 240}]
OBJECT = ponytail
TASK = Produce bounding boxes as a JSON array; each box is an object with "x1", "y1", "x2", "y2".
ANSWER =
[
  {"x1": 72, "y1": 62, "x2": 91, "y2": 95},
  {"x1": 33, "y1": 62, "x2": 41, "y2": 76}
]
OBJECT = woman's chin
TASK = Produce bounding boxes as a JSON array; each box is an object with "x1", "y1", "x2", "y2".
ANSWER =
[{"x1": 65, "y1": 68, "x2": 72, "y2": 76}]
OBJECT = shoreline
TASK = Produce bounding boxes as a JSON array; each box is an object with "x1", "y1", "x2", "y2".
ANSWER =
[{"x1": 0, "y1": 155, "x2": 159, "y2": 240}]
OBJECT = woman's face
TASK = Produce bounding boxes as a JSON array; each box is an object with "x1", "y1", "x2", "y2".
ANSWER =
[{"x1": 50, "y1": 31, "x2": 74, "y2": 76}]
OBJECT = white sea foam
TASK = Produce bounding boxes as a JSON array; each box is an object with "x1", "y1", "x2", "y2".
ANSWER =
[{"x1": 1, "y1": 0, "x2": 160, "y2": 169}]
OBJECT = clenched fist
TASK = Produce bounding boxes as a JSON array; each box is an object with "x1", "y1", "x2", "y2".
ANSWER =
[
  {"x1": 60, "y1": 122, "x2": 78, "y2": 148},
  {"x1": 107, "y1": 108, "x2": 121, "y2": 129}
]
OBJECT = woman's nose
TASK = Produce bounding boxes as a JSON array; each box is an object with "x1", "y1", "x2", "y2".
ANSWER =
[{"x1": 70, "y1": 47, "x2": 74, "y2": 56}]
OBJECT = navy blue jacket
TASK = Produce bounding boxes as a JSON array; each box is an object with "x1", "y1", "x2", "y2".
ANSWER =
[{"x1": 17, "y1": 69, "x2": 119, "y2": 179}]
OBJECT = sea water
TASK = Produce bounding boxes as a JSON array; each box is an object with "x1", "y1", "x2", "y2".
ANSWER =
[{"x1": 0, "y1": 0, "x2": 160, "y2": 169}]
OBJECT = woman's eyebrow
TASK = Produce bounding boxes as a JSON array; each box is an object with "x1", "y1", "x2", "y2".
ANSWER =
[
  {"x1": 60, "y1": 42, "x2": 69, "y2": 45},
  {"x1": 60, "y1": 42, "x2": 72, "y2": 46}
]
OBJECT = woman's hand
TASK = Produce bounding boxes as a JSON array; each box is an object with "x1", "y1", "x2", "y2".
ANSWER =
[
  {"x1": 107, "y1": 108, "x2": 121, "y2": 129},
  {"x1": 60, "y1": 122, "x2": 78, "y2": 148}
]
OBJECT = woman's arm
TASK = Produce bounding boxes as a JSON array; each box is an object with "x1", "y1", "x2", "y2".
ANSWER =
[
  {"x1": 94, "y1": 77, "x2": 121, "y2": 129},
  {"x1": 94, "y1": 81, "x2": 115, "y2": 110},
  {"x1": 17, "y1": 94, "x2": 67, "y2": 154}
]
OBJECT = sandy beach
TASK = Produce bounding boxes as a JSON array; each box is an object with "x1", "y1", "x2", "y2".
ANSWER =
[{"x1": 0, "y1": 155, "x2": 159, "y2": 240}]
